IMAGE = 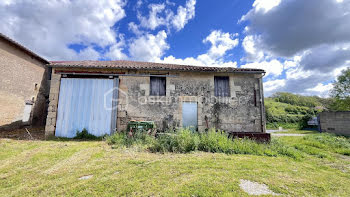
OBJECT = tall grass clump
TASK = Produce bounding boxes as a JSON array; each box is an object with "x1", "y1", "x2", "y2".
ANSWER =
[
  {"x1": 149, "y1": 129, "x2": 200, "y2": 153},
  {"x1": 107, "y1": 128, "x2": 302, "y2": 159},
  {"x1": 152, "y1": 129, "x2": 301, "y2": 159},
  {"x1": 106, "y1": 131, "x2": 155, "y2": 149}
]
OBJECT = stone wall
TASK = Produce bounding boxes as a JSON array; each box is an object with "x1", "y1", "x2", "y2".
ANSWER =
[
  {"x1": 44, "y1": 73, "x2": 60, "y2": 137},
  {"x1": 0, "y1": 37, "x2": 49, "y2": 130},
  {"x1": 117, "y1": 71, "x2": 264, "y2": 132},
  {"x1": 319, "y1": 112, "x2": 350, "y2": 136},
  {"x1": 45, "y1": 68, "x2": 265, "y2": 137}
]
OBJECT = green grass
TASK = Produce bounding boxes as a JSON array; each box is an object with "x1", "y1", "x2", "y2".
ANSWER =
[
  {"x1": 274, "y1": 129, "x2": 320, "y2": 134},
  {"x1": 278, "y1": 133, "x2": 350, "y2": 158},
  {"x1": 266, "y1": 122, "x2": 301, "y2": 130},
  {"x1": 0, "y1": 131, "x2": 350, "y2": 196}
]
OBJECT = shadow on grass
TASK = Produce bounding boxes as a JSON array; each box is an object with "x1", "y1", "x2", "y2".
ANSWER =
[
  {"x1": 45, "y1": 135, "x2": 106, "y2": 142},
  {"x1": 46, "y1": 129, "x2": 107, "y2": 142},
  {"x1": 0, "y1": 127, "x2": 108, "y2": 142}
]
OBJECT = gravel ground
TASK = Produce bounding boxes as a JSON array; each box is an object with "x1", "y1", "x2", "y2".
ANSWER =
[
  {"x1": 239, "y1": 179, "x2": 280, "y2": 195},
  {"x1": 266, "y1": 129, "x2": 286, "y2": 133},
  {"x1": 271, "y1": 133, "x2": 306, "y2": 137}
]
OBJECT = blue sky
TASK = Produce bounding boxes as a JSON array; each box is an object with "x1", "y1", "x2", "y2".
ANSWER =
[{"x1": 1, "y1": 0, "x2": 349, "y2": 97}]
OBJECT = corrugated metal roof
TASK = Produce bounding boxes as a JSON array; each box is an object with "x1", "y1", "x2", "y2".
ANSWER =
[
  {"x1": 49, "y1": 60, "x2": 265, "y2": 73},
  {"x1": 0, "y1": 32, "x2": 49, "y2": 64}
]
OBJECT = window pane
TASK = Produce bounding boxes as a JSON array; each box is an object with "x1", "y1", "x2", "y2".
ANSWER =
[
  {"x1": 214, "y1": 76, "x2": 230, "y2": 97},
  {"x1": 159, "y1": 77, "x2": 166, "y2": 96},
  {"x1": 150, "y1": 77, "x2": 166, "y2": 96}
]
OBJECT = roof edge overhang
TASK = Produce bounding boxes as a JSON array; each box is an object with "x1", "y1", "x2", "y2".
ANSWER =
[
  {"x1": 48, "y1": 64, "x2": 266, "y2": 74},
  {"x1": 0, "y1": 33, "x2": 49, "y2": 64},
  {"x1": 48, "y1": 61, "x2": 266, "y2": 74}
]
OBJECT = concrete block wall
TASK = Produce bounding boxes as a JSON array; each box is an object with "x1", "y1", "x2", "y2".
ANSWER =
[{"x1": 319, "y1": 112, "x2": 350, "y2": 136}]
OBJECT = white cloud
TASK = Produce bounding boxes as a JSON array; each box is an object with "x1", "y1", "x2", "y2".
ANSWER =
[
  {"x1": 129, "y1": 30, "x2": 169, "y2": 62},
  {"x1": 132, "y1": 0, "x2": 196, "y2": 33},
  {"x1": 264, "y1": 79, "x2": 285, "y2": 93},
  {"x1": 241, "y1": 0, "x2": 350, "y2": 57},
  {"x1": 285, "y1": 67, "x2": 311, "y2": 80},
  {"x1": 75, "y1": 47, "x2": 101, "y2": 61},
  {"x1": 241, "y1": 35, "x2": 264, "y2": 62},
  {"x1": 161, "y1": 54, "x2": 237, "y2": 67},
  {"x1": 240, "y1": 0, "x2": 350, "y2": 97},
  {"x1": 136, "y1": 0, "x2": 143, "y2": 8},
  {"x1": 138, "y1": 3, "x2": 166, "y2": 30},
  {"x1": 105, "y1": 35, "x2": 127, "y2": 60},
  {"x1": 261, "y1": 62, "x2": 348, "y2": 97},
  {"x1": 299, "y1": 44, "x2": 350, "y2": 72},
  {"x1": 204, "y1": 30, "x2": 239, "y2": 59},
  {"x1": 241, "y1": 59, "x2": 283, "y2": 77},
  {"x1": 171, "y1": 0, "x2": 196, "y2": 31},
  {"x1": 283, "y1": 56, "x2": 301, "y2": 69},
  {"x1": 160, "y1": 30, "x2": 238, "y2": 67},
  {"x1": 252, "y1": 0, "x2": 281, "y2": 13},
  {"x1": 128, "y1": 22, "x2": 143, "y2": 36},
  {"x1": 306, "y1": 83, "x2": 333, "y2": 97},
  {"x1": 0, "y1": 0, "x2": 126, "y2": 60},
  {"x1": 336, "y1": 0, "x2": 344, "y2": 4}
]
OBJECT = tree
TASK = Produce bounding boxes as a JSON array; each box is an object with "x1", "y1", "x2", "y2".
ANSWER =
[{"x1": 330, "y1": 67, "x2": 350, "y2": 111}]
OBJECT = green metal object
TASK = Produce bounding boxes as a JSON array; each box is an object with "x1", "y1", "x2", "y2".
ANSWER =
[{"x1": 127, "y1": 121, "x2": 156, "y2": 132}]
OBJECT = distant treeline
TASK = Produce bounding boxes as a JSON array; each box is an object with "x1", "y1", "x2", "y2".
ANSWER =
[{"x1": 265, "y1": 92, "x2": 333, "y2": 129}]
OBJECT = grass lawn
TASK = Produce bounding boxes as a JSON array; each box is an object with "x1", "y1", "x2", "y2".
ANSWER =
[
  {"x1": 274, "y1": 129, "x2": 320, "y2": 134},
  {"x1": 0, "y1": 132, "x2": 350, "y2": 196}
]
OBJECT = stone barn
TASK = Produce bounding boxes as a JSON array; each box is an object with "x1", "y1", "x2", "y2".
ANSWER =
[
  {"x1": 0, "y1": 33, "x2": 50, "y2": 130},
  {"x1": 45, "y1": 61, "x2": 266, "y2": 138}
]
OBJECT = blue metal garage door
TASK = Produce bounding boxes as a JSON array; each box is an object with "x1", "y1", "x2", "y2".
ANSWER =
[{"x1": 55, "y1": 78, "x2": 116, "y2": 138}]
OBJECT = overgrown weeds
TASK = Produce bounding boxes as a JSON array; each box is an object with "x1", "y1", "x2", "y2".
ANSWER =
[
  {"x1": 106, "y1": 131, "x2": 155, "y2": 149},
  {"x1": 106, "y1": 129, "x2": 350, "y2": 160},
  {"x1": 106, "y1": 129, "x2": 302, "y2": 160}
]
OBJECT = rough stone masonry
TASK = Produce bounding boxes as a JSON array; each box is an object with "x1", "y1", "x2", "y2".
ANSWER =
[{"x1": 45, "y1": 61, "x2": 266, "y2": 137}]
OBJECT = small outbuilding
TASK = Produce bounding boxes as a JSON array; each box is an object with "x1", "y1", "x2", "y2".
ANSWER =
[{"x1": 318, "y1": 111, "x2": 350, "y2": 136}]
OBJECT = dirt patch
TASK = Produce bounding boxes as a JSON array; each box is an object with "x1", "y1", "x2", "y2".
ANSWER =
[
  {"x1": 239, "y1": 179, "x2": 280, "y2": 195},
  {"x1": 78, "y1": 175, "x2": 93, "y2": 180},
  {"x1": 0, "y1": 127, "x2": 45, "y2": 140},
  {"x1": 338, "y1": 154, "x2": 350, "y2": 162}
]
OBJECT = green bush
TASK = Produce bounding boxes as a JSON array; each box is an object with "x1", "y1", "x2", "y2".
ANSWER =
[
  {"x1": 74, "y1": 128, "x2": 101, "y2": 140},
  {"x1": 265, "y1": 96, "x2": 322, "y2": 129}
]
